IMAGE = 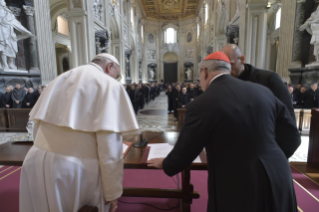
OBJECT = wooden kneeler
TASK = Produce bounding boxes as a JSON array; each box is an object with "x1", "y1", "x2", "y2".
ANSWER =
[{"x1": 78, "y1": 206, "x2": 99, "y2": 212}]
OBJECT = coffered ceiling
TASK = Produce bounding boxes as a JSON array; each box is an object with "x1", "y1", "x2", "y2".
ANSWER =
[{"x1": 140, "y1": 0, "x2": 199, "y2": 20}]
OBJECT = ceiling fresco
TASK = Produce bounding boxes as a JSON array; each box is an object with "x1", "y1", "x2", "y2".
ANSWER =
[{"x1": 140, "y1": 0, "x2": 199, "y2": 20}]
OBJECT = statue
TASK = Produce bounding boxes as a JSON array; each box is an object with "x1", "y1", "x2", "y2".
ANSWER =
[
  {"x1": 218, "y1": 0, "x2": 226, "y2": 34},
  {"x1": 149, "y1": 67, "x2": 155, "y2": 80},
  {"x1": 300, "y1": 6, "x2": 319, "y2": 63},
  {"x1": 0, "y1": 0, "x2": 36, "y2": 70},
  {"x1": 186, "y1": 68, "x2": 193, "y2": 80}
]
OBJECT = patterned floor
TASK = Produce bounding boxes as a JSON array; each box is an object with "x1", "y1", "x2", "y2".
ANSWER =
[{"x1": 136, "y1": 92, "x2": 177, "y2": 132}]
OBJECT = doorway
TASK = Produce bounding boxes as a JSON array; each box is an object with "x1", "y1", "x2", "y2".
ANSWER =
[
  {"x1": 164, "y1": 62, "x2": 178, "y2": 83},
  {"x1": 163, "y1": 52, "x2": 178, "y2": 83}
]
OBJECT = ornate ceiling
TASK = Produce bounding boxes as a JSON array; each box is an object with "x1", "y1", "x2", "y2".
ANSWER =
[{"x1": 140, "y1": 0, "x2": 199, "y2": 20}]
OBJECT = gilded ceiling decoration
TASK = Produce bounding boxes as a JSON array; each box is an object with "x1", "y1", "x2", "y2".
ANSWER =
[{"x1": 140, "y1": 0, "x2": 199, "y2": 20}]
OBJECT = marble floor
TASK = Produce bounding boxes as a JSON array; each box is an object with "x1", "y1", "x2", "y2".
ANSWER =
[{"x1": 136, "y1": 92, "x2": 177, "y2": 132}]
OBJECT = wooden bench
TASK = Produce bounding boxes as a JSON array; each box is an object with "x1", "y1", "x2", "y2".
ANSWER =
[
  {"x1": 177, "y1": 108, "x2": 187, "y2": 131},
  {"x1": 308, "y1": 108, "x2": 319, "y2": 170},
  {"x1": 0, "y1": 109, "x2": 7, "y2": 132},
  {"x1": 5, "y1": 109, "x2": 31, "y2": 132},
  {"x1": 78, "y1": 206, "x2": 98, "y2": 212}
]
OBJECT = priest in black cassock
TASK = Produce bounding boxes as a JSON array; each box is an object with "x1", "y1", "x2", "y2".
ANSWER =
[
  {"x1": 1, "y1": 87, "x2": 12, "y2": 108},
  {"x1": 148, "y1": 52, "x2": 300, "y2": 212},
  {"x1": 187, "y1": 83, "x2": 198, "y2": 101},
  {"x1": 173, "y1": 84, "x2": 181, "y2": 118},
  {"x1": 303, "y1": 83, "x2": 319, "y2": 108},
  {"x1": 177, "y1": 87, "x2": 190, "y2": 108},
  {"x1": 23, "y1": 88, "x2": 38, "y2": 108},
  {"x1": 221, "y1": 44, "x2": 295, "y2": 120}
]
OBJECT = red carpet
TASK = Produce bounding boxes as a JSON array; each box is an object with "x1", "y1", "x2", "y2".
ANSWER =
[{"x1": 0, "y1": 166, "x2": 318, "y2": 212}]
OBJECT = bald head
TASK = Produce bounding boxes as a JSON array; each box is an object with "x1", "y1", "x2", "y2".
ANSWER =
[{"x1": 221, "y1": 44, "x2": 245, "y2": 78}]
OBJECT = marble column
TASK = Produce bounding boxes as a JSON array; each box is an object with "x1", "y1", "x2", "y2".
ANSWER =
[
  {"x1": 245, "y1": 1, "x2": 268, "y2": 68},
  {"x1": 33, "y1": 0, "x2": 57, "y2": 84},
  {"x1": 277, "y1": 0, "x2": 297, "y2": 79},
  {"x1": 65, "y1": 0, "x2": 96, "y2": 67},
  {"x1": 290, "y1": 0, "x2": 306, "y2": 68},
  {"x1": 23, "y1": 6, "x2": 39, "y2": 73}
]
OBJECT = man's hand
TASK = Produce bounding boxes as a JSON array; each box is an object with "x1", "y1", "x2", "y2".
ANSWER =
[
  {"x1": 15, "y1": 101, "x2": 19, "y2": 104},
  {"x1": 299, "y1": 24, "x2": 308, "y2": 31},
  {"x1": 105, "y1": 199, "x2": 118, "y2": 212},
  {"x1": 191, "y1": 98, "x2": 194, "y2": 101},
  {"x1": 26, "y1": 103, "x2": 30, "y2": 106},
  {"x1": 5, "y1": 104, "x2": 9, "y2": 108},
  {"x1": 182, "y1": 105, "x2": 185, "y2": 108},
  {"x1": 147, "y1": 158, "x2": 164, "y2": 169}
]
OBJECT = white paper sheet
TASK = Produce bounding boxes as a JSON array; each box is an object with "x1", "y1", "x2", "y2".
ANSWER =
[
  {"x1": 147, "y1": 143, "x2": 202, "y2": 163},
  {"x1": 123, "y1": 143, "x2": 128, "y2": 154}
]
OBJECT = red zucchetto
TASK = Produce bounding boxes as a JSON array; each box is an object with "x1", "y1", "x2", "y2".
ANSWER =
[{"x1": 203, "y1": 51, "x2": 230, "y2": 64}]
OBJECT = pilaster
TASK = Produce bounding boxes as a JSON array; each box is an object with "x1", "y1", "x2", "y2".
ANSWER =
[
  {"x1": 33, "y1": 0, "x2": 57, "y2": 84},
  {"x1": 277, "y1": 0, "x2": 297, "y2": 79}
]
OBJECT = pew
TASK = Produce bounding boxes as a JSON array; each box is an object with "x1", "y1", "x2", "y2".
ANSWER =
[
  {"x1": 6, "y1": 109, "x2": 31, "y2": 132},
  {"x1": 177, "y1": 108, "x2": 187, "y2": 131},
  {"x1": 78, "y1": 206, "x2": 98, "y2": 212},
  {"x1": 308, "y1": 109, "x2": 319, "y2": 170},
  {"x1": 0, "y1": 109, "x2": 7, "y2": 132}
]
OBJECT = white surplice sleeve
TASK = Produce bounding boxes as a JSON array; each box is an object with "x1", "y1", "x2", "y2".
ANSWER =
[{"x1": 96, "y1": 131, "x2": 124, "y2": 201}]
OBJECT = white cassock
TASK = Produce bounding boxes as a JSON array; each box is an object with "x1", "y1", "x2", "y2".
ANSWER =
[{"x1": 19, "y1": 63, "x2": 139, "y2": 212}]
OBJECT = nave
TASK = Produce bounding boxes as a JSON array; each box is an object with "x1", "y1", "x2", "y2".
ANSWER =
[{"x1": 1, "y1": 93, "x2": 319, "y2": 212}]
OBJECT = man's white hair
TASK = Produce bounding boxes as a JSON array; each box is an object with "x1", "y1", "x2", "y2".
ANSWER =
[
  {"x1": 92, "y1": 53, "x2": 120, "y2": 67},
  {"x1": 198, "y1": 60, "x2": 231, "y2": 72}
]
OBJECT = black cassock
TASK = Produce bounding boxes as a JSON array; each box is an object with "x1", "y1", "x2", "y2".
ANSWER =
[
  {"x1": 172, "y1": 89, "x2": 181, "y2": 118},
  {"x1": 303, "y1": 89, "x2": 319, "y2": 109},
  {"x1": 165, "y1": 91, "x2": 174, "y2": 111},
  {"x1": 1, "y1": 92, "x2": 12, "y2": 108},
  {"x1": 163, "y1": 75, "x2": 300, "y2": 212},
  {"x1": 177, "y1": 93, "x2": 190, "y2": 108},
  {"x1": 187, "y1": 89, "x2": 198, "y2": 100},
  {"x1": 129, "y1": 89, "x2": 139, "y2": 114},
  {"x1": 23, "y1": 93, "x2": 38, "y2": 108},
  {"x1": 239, "y1": 64, "x2": 295, "y2": 120}
]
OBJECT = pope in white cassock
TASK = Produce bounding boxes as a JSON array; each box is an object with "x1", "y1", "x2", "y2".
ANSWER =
[{"x1": 19, "y1": 54, "x2": 139, "y2": 212}]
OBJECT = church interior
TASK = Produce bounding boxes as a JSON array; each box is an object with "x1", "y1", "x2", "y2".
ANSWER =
[{"x1": 1, "y1": 0, "x2": 319, "y2": 211}]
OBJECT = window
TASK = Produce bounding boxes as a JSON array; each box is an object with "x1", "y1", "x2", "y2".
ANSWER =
[
  {"x1": 205, "y1": 4, "x2": 208, "y2": 24},
  {"x1": 164, "y1": 28, "x2": 176, "y2": 44},
  {"x1": 131, "y1": 8, "x2": 134, "y2": 24},
  {"x1": 141, "y1": 25, "x2": 144, "y2": 42},
  {"x1": 275, "y1": 8, "x2": 281, "y2": 30},
  {"x1": 57, "y1": 15, "x2": 69, "y2": 36}
]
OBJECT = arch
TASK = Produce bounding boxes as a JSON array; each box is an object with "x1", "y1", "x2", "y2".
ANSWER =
[
  {"x1": 110, "y1": 16, "x2": 120, "y2": 40},
  {"x1": 163, "y1": 52, "x2": 178, "y2": 63},
  {"x1": 50, "y1": 1, "x2": 68, "y2": 32},
  {"x1": 161, "y1": 51, "x2": 179, "y2": 62}
]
